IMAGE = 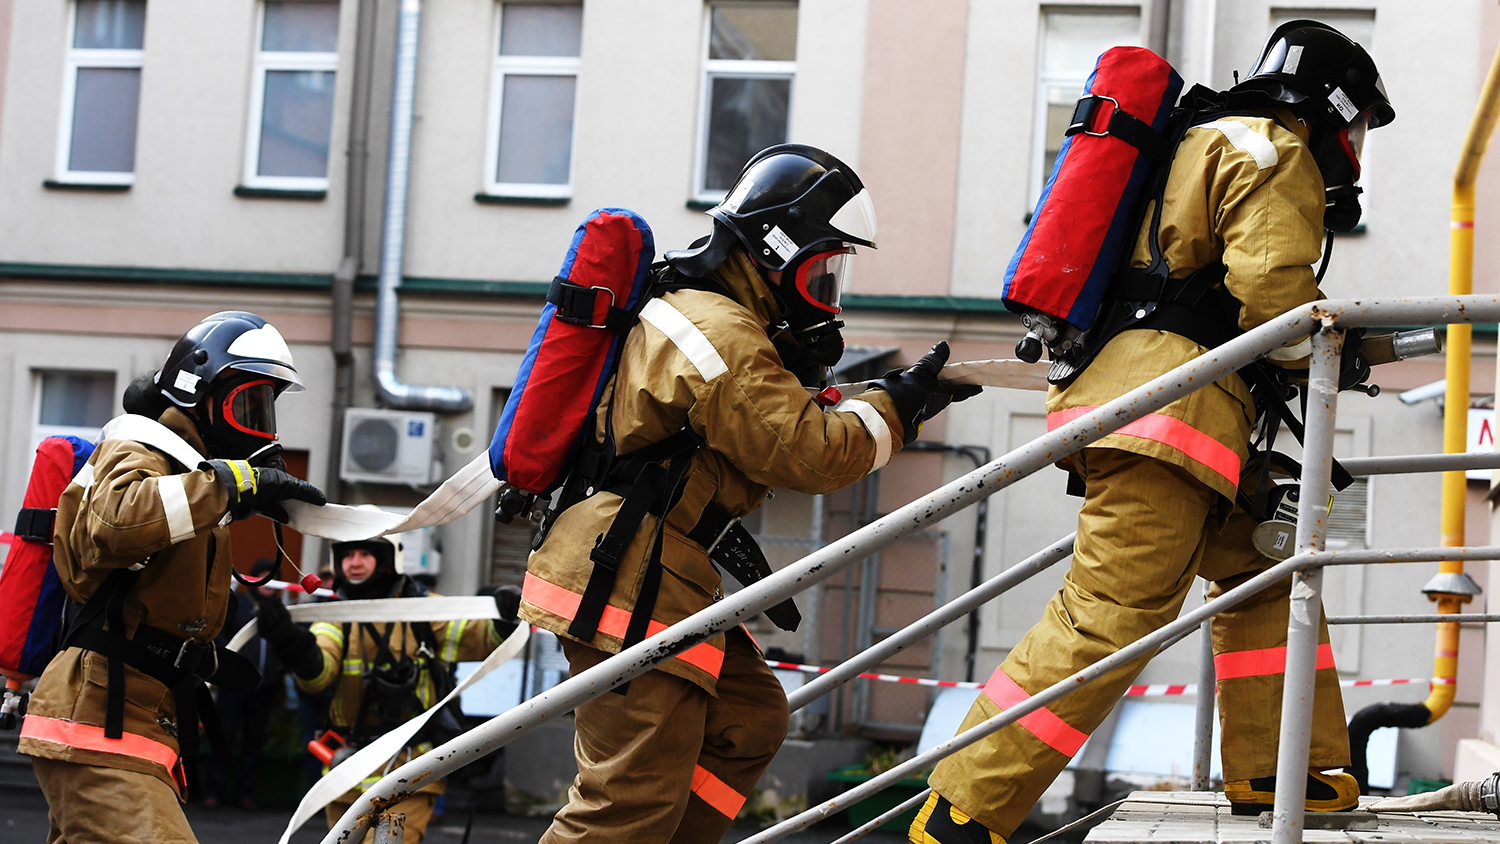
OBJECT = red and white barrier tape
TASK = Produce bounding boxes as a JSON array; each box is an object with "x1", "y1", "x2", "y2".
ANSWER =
[{"x1": 765, "y1": 661, "x2": 1445, "y2": 697}]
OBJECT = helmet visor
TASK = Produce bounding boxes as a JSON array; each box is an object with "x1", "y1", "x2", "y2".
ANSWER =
[
  {"x1": 229, "y1": 360, "x2": 303, "y2": 392},
  {"x1": 222, "y1": 379, "x2": 278, "y2": 440},
  {"x1": 794, "y1": 249, "x2": 852, "y2": 314}
]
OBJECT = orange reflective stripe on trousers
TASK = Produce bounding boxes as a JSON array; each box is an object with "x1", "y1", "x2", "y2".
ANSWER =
[
  {"x1": 21, "y1": 713, "x2": 188, "y2": 790},
  {"x1": 1047, "y1": 407, "x2": 1241, "y2": 487},
  {"x1": 522, "y1": 572, "x2": 725, "y2": 678},
  {"x1": 1215, "y1": 642, "x2": 1336, "y2": 680},
  {"x1": 690, "y1": 764, "x2": 746, "y2": 818},
  {"x1": 983, "y1": 668, "x2": 1090, "y2": 757}
]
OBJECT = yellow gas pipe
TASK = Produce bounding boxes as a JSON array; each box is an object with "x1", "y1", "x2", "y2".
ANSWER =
[{"x1": 1428, "y1": 44, "x2": 1500, "y2": 724}]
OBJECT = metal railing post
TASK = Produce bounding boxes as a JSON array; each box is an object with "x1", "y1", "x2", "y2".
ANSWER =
[
  {"x1": 1191, "y1": 608, "x2": 1216, "y2": 791},
  {"x1": 372, "y1": 811, "x2": 406, "y2": 844},
  {"x1": 1271, "y1": 322, "x2": 1343, "y2": 844}
]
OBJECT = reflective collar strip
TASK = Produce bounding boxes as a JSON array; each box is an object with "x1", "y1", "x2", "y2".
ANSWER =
[
  {"x1": 1199, "y1": 120, "x2": 1279, "y2": 170},
  {"x1": 522, "y1": 572, "x2": 724, "y2": 678},
  {"x1": 22, "y1": 714, "x2": 186, "y2": 790},
  {"x1": 691, "y1": 764, "x2": 746, "y2": 818},
  {"x1": 639, "y1": 299, "x2": 729, "y2": 382},
  {"x1": 982, "y1": 668, "x2": 1090, "y2": 757},
  {"x1": 1047, "y1": 407, "x2": 1241, "y2": 487},
  {"x1": 1216, "y1": 643, "x2": 1336, "y2": 680},
  {"x1": 831, "y1": 399, "x2": 892, "y2": 471},
  {"x1": 157, "y1": 475, "x2": 195, "y2": 544}
]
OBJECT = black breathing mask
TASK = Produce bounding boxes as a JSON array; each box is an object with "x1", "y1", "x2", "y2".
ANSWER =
[
  {"x1": 1313, "y1": 114, "x2": 1369, "y2": 233},
  {"x1": 769, "y1": 246, "x2": 851, "y2": 385}
]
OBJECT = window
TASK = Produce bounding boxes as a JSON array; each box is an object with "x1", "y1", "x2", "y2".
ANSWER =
[
  {"x1": 56, "y1": 0, "x2": 146, "y2": 185},
  {"x1": 33, "y1": 371, "x2": 115, "y2": 452},
  {"x1": 484, "y1": 3, "x2": 583, "y2": 199},
  {"x1": 1029, "y1": 10, "x2": 1140, "y2": 207},
  {"x1": 695, "y1": 1, "x2": 797, "y2": 202},
  {"x1": 243, "y1": 1, "x2": 340, "y2": 191}
]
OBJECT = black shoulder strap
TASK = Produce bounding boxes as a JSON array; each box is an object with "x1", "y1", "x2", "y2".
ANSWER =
[{"x1": 567, "y1": 429, "x2": 701, "y2": 642}]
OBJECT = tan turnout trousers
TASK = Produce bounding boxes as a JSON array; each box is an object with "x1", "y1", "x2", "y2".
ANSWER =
[
  {"x1": 928, "y1": 448, "x2": 1349, "y2": 838},
  {"x1": 540, "y1": 627, "x2": 789, "y2": 843},
  {"x1": 34, "y1": 756, "x2": 197, "y2": 844}
]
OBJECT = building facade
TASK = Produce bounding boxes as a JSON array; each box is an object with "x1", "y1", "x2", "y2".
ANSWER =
[{"x1": 1, "y1": 0, "x2": 1495, "y2": 787}]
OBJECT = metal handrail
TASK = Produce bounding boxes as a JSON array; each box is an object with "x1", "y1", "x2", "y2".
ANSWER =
[
  {"x1": 739, "y1": 547, "x2": 1500, "y2": 844},
  {"x1": 329, "y1": 295, "x2": 1500, "y2": 844}
]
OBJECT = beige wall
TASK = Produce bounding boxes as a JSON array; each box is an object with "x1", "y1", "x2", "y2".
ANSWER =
[
  {"x1": 850, "y1": 0, "x2": 967, "y2": 298},
  {"x1": 0, "y1": 0, "x2": 355, "y2": 274},
  {"x1": 0, "y1": 0, "x2": 12, "y2": 159}
]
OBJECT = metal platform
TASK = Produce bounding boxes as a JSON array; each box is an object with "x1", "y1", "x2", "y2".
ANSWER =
[{"x1": 1085, "y1": 791, "x2": 1500, "y2": 843}]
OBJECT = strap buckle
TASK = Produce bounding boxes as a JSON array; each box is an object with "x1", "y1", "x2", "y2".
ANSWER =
[
  {"x1": 173, "y1": 639, "x2": 218, "y2": 680},
  {"x1": 589, "y1": 534, "x2": 622, "y2": 571},
  {"x1": 15, "y1": 507, "x2": 57, "y2": 544},
  {"x1": 1068, "y1": 95, "x2": 1118, "y2": 137},
  {"x1": 552, "y1": 278, "x2": 617, "y2": 329}
]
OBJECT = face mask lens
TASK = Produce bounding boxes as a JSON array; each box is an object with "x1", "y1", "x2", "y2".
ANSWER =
[
  {"x1": 224, "y1": 380, "x2": 277, "y2": 439},
  {"x1": 1345, "y1": 115, "x2": 1368, "y2": 159},
  {"x1": 795, "y1": 249, "x2": 851, "y2": 313}
]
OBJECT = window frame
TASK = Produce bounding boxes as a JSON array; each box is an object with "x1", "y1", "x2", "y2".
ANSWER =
[
  {"x1": 692, "y1": 1, "x2": 797, "y2": 204},
  {"x1": 1028, "y1": 8, "x2": 1142, "y2": 209},
  {"x1": 481, "y1": 3, "x2": 584, "y2": 201},
  {"x1": 30, "y1": 369, "x2": 117, "y2": 455},
  {"x1": 241, "y1": 1, "x2": 341, "y2": 192},
  {"x1": 54, "y1": 1, "x2": 146, "y2": 186}
]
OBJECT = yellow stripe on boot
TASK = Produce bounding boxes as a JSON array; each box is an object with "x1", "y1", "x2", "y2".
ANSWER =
[
  {"x1": 909, "y1": 791, "x2": 1006, "y2": 844},
  {"x1": 1224, "y1": 769, "x2": 1359, "y2": 816}
]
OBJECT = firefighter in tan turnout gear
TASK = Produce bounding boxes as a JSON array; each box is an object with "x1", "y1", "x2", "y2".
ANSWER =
[
  {"x1": 255, "y1": 532, "x2": 519, "y2": 844},
  {"x1": 913, "y1": 22, "x2": 1395, "y2": 843},
  {"x1": 523, "y1": 144, "x2": 975, "y2": 843},
  {"x1": 18, "y1": 311, "x2": 326, "y2": 844}
]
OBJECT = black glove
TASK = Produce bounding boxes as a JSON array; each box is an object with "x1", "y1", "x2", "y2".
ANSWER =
[
  {"x1": 491, "y1": 585, "x2": 522, "y2": 639},
  {"x1": 255, "y1": 595, "x2": 323, "y2": 680},
  {"x1": 204, "y1": 459, "x2": 326, "y2": 523},
  {"x1": 871, "y1": 342, "x2": 977, "y2": 445}
]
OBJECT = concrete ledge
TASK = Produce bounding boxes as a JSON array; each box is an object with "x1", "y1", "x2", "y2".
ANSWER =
[{"x1": 1455, "y1": 738, "x2": 1500, "y2": 783}]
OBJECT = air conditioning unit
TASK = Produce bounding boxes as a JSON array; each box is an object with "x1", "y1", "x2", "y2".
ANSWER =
[{"x1": 340, "y1": 408, "x2": 439, "y2": 485}]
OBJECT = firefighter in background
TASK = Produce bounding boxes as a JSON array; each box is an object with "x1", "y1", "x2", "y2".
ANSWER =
[
  {"x1": 524, "y1": 144, "x2": 975, "y2": 844},
  {"x1": 914, "y1": 23, "x2": 1395, "y2": 843},
  {"x1": 257, "y1": 531, "x2": 521, "y2": 844},
  {"x1": 18, "y1": 311, "x2": 327, "y2": 844}
]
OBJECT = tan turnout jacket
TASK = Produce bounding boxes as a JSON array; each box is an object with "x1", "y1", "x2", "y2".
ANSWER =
[
  {"x1": 19, "y1": 408, "x2": 233, "y2": 796},
  {"x1": 521, "y1": 249, "x2": 904, "y2": 693},
  {"x1": 1047, "y1": 111, "x2": 1325, "y2": 501}
]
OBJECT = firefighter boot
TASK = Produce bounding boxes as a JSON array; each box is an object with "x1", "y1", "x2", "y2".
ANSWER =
[
  {"x1": 909, "y1": 791, "x2": 1006, "y2": 844},
  {"x1": 1224, "y1": 768, "x2": 1360, "y2": 816}
]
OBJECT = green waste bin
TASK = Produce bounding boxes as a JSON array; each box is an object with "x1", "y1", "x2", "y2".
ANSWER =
[{"x1": 825, "y1": 765, "x2": 928, "y2": 831}]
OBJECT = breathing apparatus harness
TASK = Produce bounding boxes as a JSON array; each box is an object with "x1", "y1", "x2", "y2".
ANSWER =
[
  {"x1": 332, "y1": 577, "x2": 463, "y2": 750},
  {"x1": 1055, "y1": 85, "x2": 1359, "y2": 543},
  {"x1": 51, "y1": 420, "x2": 263, "y2": 795},
  {"x1": 527, "y1": 263, "x2": 802, "y2": 679}
]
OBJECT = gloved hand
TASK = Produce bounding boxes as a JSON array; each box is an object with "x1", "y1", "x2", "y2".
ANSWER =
[
  {"x1": 204, "y1": 459, "x2": 326, "y2": 523},
  {"x1": 870, "y1": 342, "x2": 980, "y2": 444},
  {"x1": 491, "y1": 585, "x2": 522, "y2": 639},
  {"x1": 255, "y1": 595, "x2": 324, "y2": 680}
]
